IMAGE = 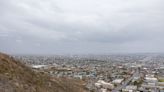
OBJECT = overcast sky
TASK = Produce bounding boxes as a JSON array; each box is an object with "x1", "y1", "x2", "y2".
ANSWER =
[{"x1": 0, "y1": 0, "x2": 164, "y2": 55}]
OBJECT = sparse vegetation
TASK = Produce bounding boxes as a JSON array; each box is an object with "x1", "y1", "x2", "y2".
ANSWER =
[
  {"x1": 158, "y1": 79, "x2": 164, "y2": 82},
  {"x1": 0, "y1": 52, "x2": 87, "y2": 92}
]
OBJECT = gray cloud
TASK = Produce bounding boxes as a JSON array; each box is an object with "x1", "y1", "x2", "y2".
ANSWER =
[{"x1": 0, "y1": 0, "x2": 164, "y2": 54}]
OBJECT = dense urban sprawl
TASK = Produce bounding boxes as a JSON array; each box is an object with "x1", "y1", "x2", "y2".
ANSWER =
[{"x1": 15, "y1": 54, "x2": 164, "y2": 92}]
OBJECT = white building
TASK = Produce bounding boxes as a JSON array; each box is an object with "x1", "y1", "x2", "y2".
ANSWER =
[
  {"x1": 95, "y1": 80, "x2": 114, "y2": 89},
  {"x1": 112, "y1": 79, "x2": 124, "y2": 84}
]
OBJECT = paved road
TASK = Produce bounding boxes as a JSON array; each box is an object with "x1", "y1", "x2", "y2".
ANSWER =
[{"x1": 112, "y1": 69, "x2": 139, "y2": 92}]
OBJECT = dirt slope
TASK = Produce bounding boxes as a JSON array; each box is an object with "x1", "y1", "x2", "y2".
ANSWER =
[{"x1": 0, "y1": 52, "x2": 87, "y2": 92}]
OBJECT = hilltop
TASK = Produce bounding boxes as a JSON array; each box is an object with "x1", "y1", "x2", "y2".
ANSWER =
[{"x1": 0, "y1": 52, "x2": 87, "y2": 92}]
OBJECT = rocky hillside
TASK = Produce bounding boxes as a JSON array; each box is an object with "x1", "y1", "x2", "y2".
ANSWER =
[{"x1": 0, "y1": 52, "x2": 87, "y2": 92}]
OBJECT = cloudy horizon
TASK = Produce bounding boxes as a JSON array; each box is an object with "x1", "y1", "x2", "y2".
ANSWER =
[{"x1": 0, "y1": 0, "x2": 164, "y2": 55}]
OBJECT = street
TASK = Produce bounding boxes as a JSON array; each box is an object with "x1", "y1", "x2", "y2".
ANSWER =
[{"x1": 112, "y1": 69, "x2": 139, "y2": 92}]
